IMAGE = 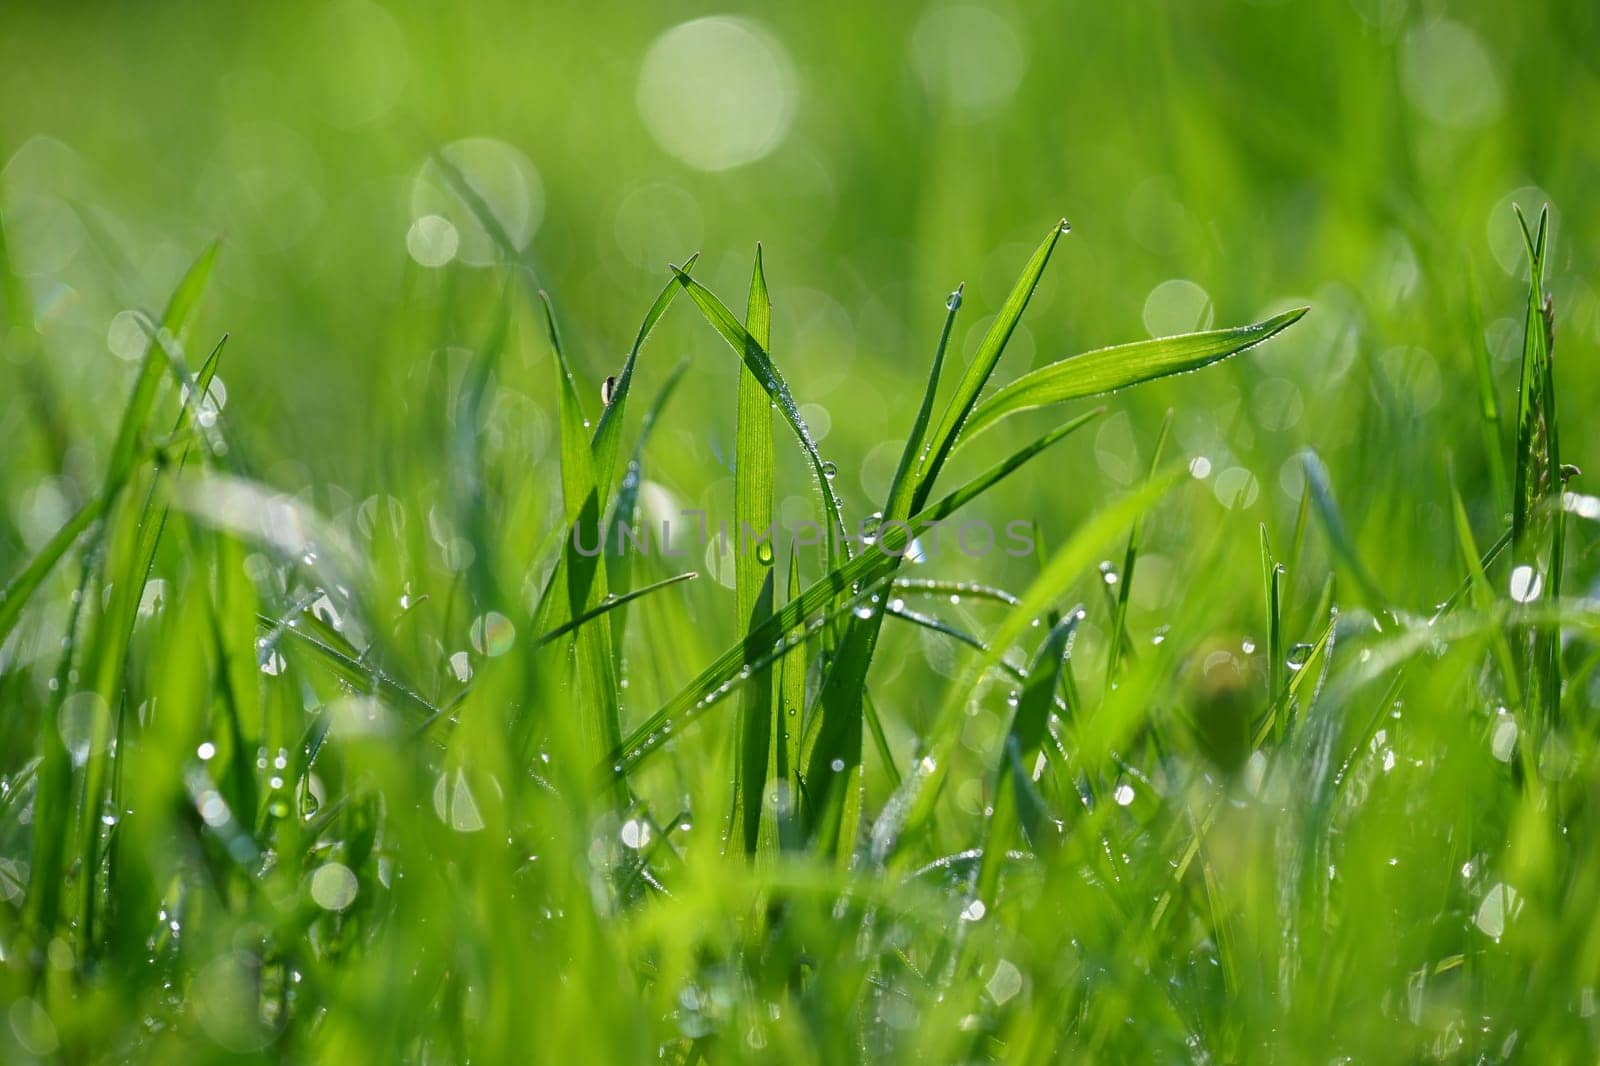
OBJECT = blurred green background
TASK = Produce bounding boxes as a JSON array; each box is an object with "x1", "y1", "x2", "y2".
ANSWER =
[
  {"x1": 4, "y1": 2, "x2": 1600, "y2": 1059},
  {"x1": 2, "y1": 0, "x2": 1597, "y2": 665}
]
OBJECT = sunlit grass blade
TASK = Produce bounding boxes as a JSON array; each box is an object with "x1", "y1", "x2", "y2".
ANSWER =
[
  {"x1": 806, "y1": 277, "x2": 986, "y2": 858},
  {"x1": 0, "y1": 493, "x2": 108, "y2": 648},
  {"x1": 21, "y1": 242, "x2": 219, "y2": 956},
  {"x1": 1509, "y1": 203, "x2": 1563, "y2": 735},
  {"x1": 605, "y1": 359, "x2": 689, "y2": 662},
  {"x1": 731, "y1": 246, "x2": 777, "y2": 856},
  {"x1": 763, "y1": 553, "x2": 808, "y2": 853},
  {"x1": 0, "y1": 246, "x2": 219, "y2": 651},
  {"x1": 912, "y1": 221, "x2": 1068, "y2": 513},
  {"x1": 959, "y1": 306, "x2": 1307, "y2": 443},
  {"x1": 531, "y1": 571, "x2": 699, "y2": 650},
  {"x1": 260, "y1": 613, "x2": 441, "y2": 719},
  {"x1": 537, "y1": 291, "x2": 624, "y2": 794},
  {"x1": 884, "y1": 283, "x2": 962, "y2": 522},
  {"x1": 671, "y1": 267, "x2": 847, "y2": 570},
  {"x1": 890, "y1": 578, "x2": 1019, "y2": 607},
  {"x1": 1261, "y1": 524, "x2": 1287, "y2": 739}
]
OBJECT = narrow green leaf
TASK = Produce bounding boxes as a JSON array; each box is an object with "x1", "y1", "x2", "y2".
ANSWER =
[
  {"x1": 671, "y1": 268, "x2": 847, "y2": 570},
  {"x1": 961, "y1": 306, "x2": 1308, "y2": 443},
  {"x1": 884, "y1": 283, "x2": 962, "y2": 523},
  {"x1": 913, "y1": 221, "x2": 1068, "y2": 513},
  {"x1": 531, "y1": 571, "x2": 698, "y2": 651},
  {"x1": 539, "y1": 291, "x2": 624, "y2": 796},
  {"x1": 731, "y1": 247, "x2": 777, "y2": 856},
  {"x1": 976, "y1": 609, "x2": 1081, "y2": 906}
]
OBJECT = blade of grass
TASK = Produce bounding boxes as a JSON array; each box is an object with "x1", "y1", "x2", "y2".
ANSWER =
[
  {"x1": 976, "y1": 609, "x2": 1083, "y2": 908},
  {"x1": 894, "y1": 470, "x2": 1182, "y2": 847},
  {"x1": 959, "y1": 307, "x2": 1308, "y2": 444},
  {"x1": 883, "y1": 284, "x2": 963, "y2": 523},
  {"x1": 1509, "y1": 204, "x2": 1563, "y2": 738},
  {"x1": 671, "y1": 267, "x2": 848, "y2": 572},
  {"x1": 28, "y1": 244, "x2": 220, "y2": 958},
  {"x1": 537, "y1": 291, "x2": 625, "y2": 798},
  {"x1": 762, "y1": 553, "x2": 808, "y2": 853},
  {"x1": 605, "y1": 358, "x2": 690, "y2": 666},
  {"x1": 911, "y1": 220, "x2": 1069, "y2": 514},
  {"x1": 731, "y1": 247, "x2": 778, "y2": 856}
]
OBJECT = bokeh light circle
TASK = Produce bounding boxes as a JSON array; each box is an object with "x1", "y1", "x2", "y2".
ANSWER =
[{"x1": 637, "y1": 17, "x2": 798, "y2": 172}]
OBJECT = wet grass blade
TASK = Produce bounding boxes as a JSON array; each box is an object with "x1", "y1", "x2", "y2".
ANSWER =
[
  {"x1": 531, "y1": 571, "x2": 699, "y2": 651},
  {"x1": 23, "y1": 243, "x2": 219, "y2": 955},
  {"x1": 262, "y1": 614, "x2": 442, "y2": 719},
  {"x1": 1446, "y1": 470, "x2": 1521, "y2": 708},
  {"x1": 960, "y1": 307, "x2": 1307, "y2": 443},
  {"x1": 538, "y1": 292, "x2": 624, "y2": 794},
  {"x1": 0, "y1": 493, "x2": 108, "y2": 647},
  {"x1": 1509, "y1": 203, "x2": 1563, "y2": 734},
  {"x1": 763, "y1": 553, "x2": 808, "y2": 853},
  {"x1": 0, "y1": 246, "x2": 218, "y2": 650},
  {"x1": 732, "y1": 247, "x2": 777, "y2": 856},
  {"x1": 912, "y1": 221, "x2": 1068, "y2": 513},
  {"x1": 884, "y1": 284, "x2": 962, "y2": 522},
  {"x1": 892, "y1": 470, "x2": 1182, "y2": 850},
  {"x1": 671, "y1": 268, "x2": 847, "y2": 571},
  {"x1": 605, "y1": 358, "x2": 689, "y2": 662}
]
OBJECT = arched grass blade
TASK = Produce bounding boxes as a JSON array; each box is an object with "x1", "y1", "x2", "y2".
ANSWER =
[
  {"x1": 960, "y1": 306, "x2": 1307, "y2": 443},
  {"x1": 671, "y1": 268, "x2": 848, "y2": 569}
]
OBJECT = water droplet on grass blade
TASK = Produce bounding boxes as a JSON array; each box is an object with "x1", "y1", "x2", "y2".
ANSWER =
[{"x1": 1509, "y1": 565, "x2": 1542, "y2": 603}]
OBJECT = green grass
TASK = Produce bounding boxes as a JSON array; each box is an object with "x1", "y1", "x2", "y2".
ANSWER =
[{"x1": 3, "y1": 1, "x2": 1600, "y2": 1061}]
